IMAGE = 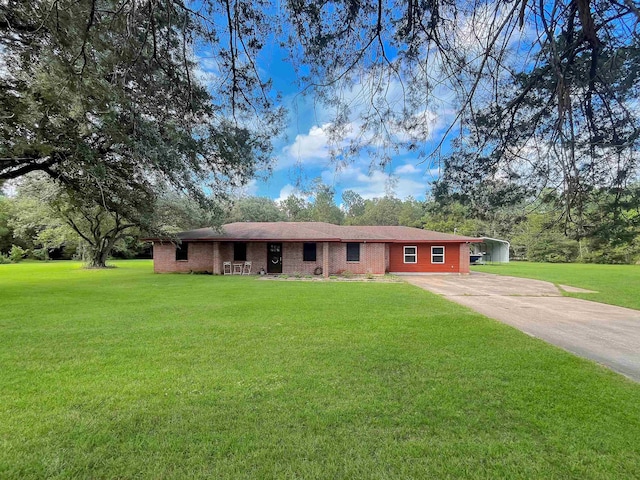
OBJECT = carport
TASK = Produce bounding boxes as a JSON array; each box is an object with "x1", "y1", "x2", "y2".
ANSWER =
[{"x1": 472, "y1": 237, "x2": 510, "y2": 263}]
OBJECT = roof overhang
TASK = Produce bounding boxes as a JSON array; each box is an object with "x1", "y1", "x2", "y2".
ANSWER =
[
  {"x1": 479, "y1": 237, "x2": 510, "y2": 246},
  {"x1": 145, "y1": 237, "x2": 482, "y2": 244}
]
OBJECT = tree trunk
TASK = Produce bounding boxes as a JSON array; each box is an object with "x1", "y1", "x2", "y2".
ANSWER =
[
  {"x1": 85, "y1": 240, "x2": 113, "y2": 268},
  {"x1": 84, "y1": 232, "x2": 124, "y2": 268},
  {"x1": 85, "y1": 247, "x2": 108, "y2": 268}
]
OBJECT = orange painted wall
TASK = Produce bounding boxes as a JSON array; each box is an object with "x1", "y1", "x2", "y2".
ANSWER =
[{"x1": 388, "y1": 243, "x2": 463, "y2": 273}]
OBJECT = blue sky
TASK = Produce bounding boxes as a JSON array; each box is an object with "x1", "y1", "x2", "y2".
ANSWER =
[
  {"x1": 221, "y1": 45, "x2": 448, "y2": 204},
  {"x1": 214, "y1": 4, "x2": 538, "y2": 205}
]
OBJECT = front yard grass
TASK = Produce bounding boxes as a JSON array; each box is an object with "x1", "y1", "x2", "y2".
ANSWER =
[
  {"x1": 2, "y1": 260, "x2": 640, "y2": 478},
  {"x1": 473, "y1": 262, "x2": 640, "y2": 310}
]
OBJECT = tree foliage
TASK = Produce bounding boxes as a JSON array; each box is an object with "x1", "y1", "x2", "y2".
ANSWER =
[
  {"x1": 284, "y1": 0, "x2": 640, "y2": 229},
  {"x1": 3, "y1": 0, "x2": 640, "y2": 252},
  {"x1": 13, "y1": 175, "x2": 138, "y2": 267},
  {"x1": 279, "y1": 194, "x2": 313, "y2": 222},
  {"x1": 228, "y1": 197, "x2": 286, "y2": 222},
  {"x1": 287, "y1": 0, "x2": 639, "y2": 140},
  {"x1": 1, "y1": 0, "x2": 283, "y2": 232},
  {"x1": 309, "y1": 182, "x2": 345, "y2": 224}
]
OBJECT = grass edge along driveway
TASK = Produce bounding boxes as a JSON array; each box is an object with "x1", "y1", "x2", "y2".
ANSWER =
[
  {"x1": 473, "y1": 262, "x2": 640, "y2": 310},
  {"x1": 1, "y1": 260, "x2": 640, "y2": 479}
]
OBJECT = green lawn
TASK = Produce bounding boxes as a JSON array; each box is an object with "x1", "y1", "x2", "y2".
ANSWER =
[
  {"x1": 473, "y1": 262, "x2": 640, "y2": 310},
  {"x1": 2, "y1": 261, "x2": 640, "y2": 479}
]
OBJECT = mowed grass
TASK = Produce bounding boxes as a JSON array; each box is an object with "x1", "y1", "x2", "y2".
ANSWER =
[
  {"x1": 2, "y1": 261, "x2": 640, "y2": 479},
  {"x1": 473, "y1": 262, "x2": 640, "y2": 310}
]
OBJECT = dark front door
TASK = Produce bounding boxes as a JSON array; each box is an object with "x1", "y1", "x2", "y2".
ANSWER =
[{"x1": 267, "y1": 243, "x2": 282, "y2": 273}]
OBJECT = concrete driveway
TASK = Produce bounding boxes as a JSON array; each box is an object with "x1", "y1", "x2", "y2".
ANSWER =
[{"x1": 404, "y1": 272, "x2": 640, "y2": 382}]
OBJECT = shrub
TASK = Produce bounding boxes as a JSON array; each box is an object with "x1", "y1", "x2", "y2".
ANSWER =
[
  {"x1": 527, "y1": 235, "x2": 579, "y2": 263},
  {"x1": 32, "y1": 248, "x2": 50, "y2": 261},
  {"x1": 581, "y1": 245, "x2": 640, "y2": 264},
  {"x1": 341, "y1": 270, "x2": 354, "y2": 278},
  {"x1": 0, "y1": 253, "x2": 10, "y2": 264},
  {"x1": 9, "y1": 245, "x2": 26, "y2": 263}
]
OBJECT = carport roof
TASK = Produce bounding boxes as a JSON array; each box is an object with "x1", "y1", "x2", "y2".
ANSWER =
[{"x1": 157, "y1": 222, "x2": 480, "y2": 243}]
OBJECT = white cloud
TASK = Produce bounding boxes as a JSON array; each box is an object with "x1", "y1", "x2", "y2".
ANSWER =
[
  {"x1": 321, "y1": 165, "x2": 428, "y2": 200},
  {"x1": 394, "y1": 163, "x2": 420, "y2": 175},
  {"x1": 282, "y1": 124, "x2": 331, "y2": 162},
  {"x1": 274, "y1": 184, "x2": 309, "y2": 203},
  {"x1": 233, "y1": 179, "x2": 258, "y2": 197}
]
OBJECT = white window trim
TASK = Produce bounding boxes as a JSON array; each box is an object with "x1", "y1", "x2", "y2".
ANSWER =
[
  {"x1": 431, "y1": 246, "x2": 445, "y2": 264},
  {"x1": 403, "y1": 245, "x2": 418, "y2": 264}
]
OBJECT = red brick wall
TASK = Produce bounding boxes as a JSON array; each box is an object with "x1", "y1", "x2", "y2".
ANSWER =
[
  {"x1": 328, "y1": 242, "x2": 386, "y2": 274},
  {"x1": 458, "y1": 243, "x2": 471, "y2": 274},
  {"x1": 281, "y1": 242, "x2": 325, "y2": 274},
  {"x1": 153, "y1": 241, "x2": 414, "y2": 275},
  {"x1": 388, "y1": 243, "x2": 465, "y2": 273},
  {"x1": 153, "y1": 242, "x2": 214, "y2": 273}
]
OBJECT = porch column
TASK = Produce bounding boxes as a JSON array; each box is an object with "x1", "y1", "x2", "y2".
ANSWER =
[
  {"x1": 212, "y1": 242, "x2": 221, "y2": 274},
  {"x1": 323, "y1": 242, "x2": 329, "y2": 278}
]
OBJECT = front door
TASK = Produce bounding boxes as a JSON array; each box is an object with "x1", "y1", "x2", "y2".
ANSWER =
[{"x1": 267, "y1": 243, "x2": 282, "y2": 273}]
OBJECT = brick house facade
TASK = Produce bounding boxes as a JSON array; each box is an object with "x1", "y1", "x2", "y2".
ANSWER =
[{"x1": 149, "y1": 222, "x2": 479, "y2": 276}]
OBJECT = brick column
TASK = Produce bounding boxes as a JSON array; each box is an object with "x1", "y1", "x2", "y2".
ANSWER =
[
  {"x1": 459, "y1": 243, "x2": 470, "y2": 274},
  {"x1": 212, "y1": 242, "x2": 221, "y2": 274},
  {"x1": 323, "y1": 242, "x2": 329, "y2": 278}
]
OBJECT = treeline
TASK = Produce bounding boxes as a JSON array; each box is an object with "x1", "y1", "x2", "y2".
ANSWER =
[{"x1": 1, "y1": 176, "x2": 639, "y2": 264}]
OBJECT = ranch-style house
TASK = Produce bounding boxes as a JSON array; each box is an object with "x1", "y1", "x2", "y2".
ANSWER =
[{"x1": 149, "y1": 222, "x2": 480, "y2": 277}]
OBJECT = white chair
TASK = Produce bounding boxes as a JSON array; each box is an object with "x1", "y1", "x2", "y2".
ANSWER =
[
  {"x1": 243, "y1": 261, "x2": 252, "y2": 275},
  {"x1": 233, "y1": 263, "x2": 243, "y2": 274},
  {"x1": 223, "y1": 262, "x2": 232, "y2": 275}
]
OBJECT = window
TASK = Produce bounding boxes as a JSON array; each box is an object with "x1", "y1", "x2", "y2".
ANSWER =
[
  {"x1": 303, "y1": 242, "x2": 316, "y2": 262},
  {"x1": 431, "y1": 246, "x2": 445, "y2": 264},
  {"x1": 175, "y1": 242, "x2": 188, "y2": 261},
  {"x1": 403, "y1": 246, "x2": 417, "y2": 263},
  {"x1": 346, "y1": 242, "x2": 360, "y2": 262},
  {"x1": 234, "y1": 242, "x2": 247, "y2": 261}
]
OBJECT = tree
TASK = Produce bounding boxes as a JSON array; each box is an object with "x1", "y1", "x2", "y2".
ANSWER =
[
  {"x1": 398, "y1": 197, "x2": 424, "y2": 228},
  {"x1": 343, "y1": 196, "x2": 407, "y2": 226},
  {"x1": 580, "y1": 185, "x2": 640, "y2": 263},
  {"x1": 279, "y1": 194, "x2": 313, "y2": 221},
  {"x1": 0, "y1": 195, "x2": 15, "y2": 254},
  {"x1": 309, "y1": 182, "x2": 344, "y2": 224},
  {"x1": 342, "y1": 190, "x2": 366, "y2": 223},
  {"x1": 4, "y1": 1, "x2": 640, "y2": 245},
  {"x1": 441, "y1": 39, "x2": 640, "y2": 236},
  {"x1": 10, "y1": 178, "x2": 79, "y2": 259},
  {"x1": 285, "y1": 0, "x2": 640, "y2": 162},
  {"x1": 283, "y1": 1, "x2": 640, "y2": 242},
  {"x1": 422, "y1": 200, "x2": 482, "y2": 237},
  {"x1": 13, "y1": 175, "x2": 139, "y2": 267},
  {"x1": 228, "y1": 197, "x2": 286, "y2": 222},
  {"x1": 153, "y1": 194, "x2": 225, "y2": 235},
  {"x1": 1, "y1": 0, "x2": 283, "y2": 229}
]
